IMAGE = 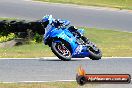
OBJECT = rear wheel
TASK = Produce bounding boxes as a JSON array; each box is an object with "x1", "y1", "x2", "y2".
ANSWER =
[{"x1": 51, "y1": 40, "x2": 72, "y2": 61}]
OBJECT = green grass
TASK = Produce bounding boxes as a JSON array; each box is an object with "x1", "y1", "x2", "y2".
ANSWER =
[
  {"x1": 0, "y1": 27, "x2": 132, "y2": 58},
  {"x1": 0, "y1": 43, "x2": 54, "y2": 58},
  {"x1": 0, "y1": 82, "x2": 98, "y2": 88},
  {"x1": 0, "y1": 17, "x2": 17, "y2": 20},
  {"x1": 83, "y1": 28, "x2": 132, "y2": 57},
  {"x1": 35, "y1": 0, "x2": 132, "y2": 10},
  {"x1": 0, "y1": 82, "x2": 77, "y2": 88}
]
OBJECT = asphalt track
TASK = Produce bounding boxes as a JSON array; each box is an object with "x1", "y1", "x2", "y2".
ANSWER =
[
  {"x1": 0, "y1": 0, "x2": 132, "y2": 32},
  {"x1": 0, "y1": 58, "x2": 132, "y2": 82},
  {"x1": 0, "y1": 58, "x2": 132, "y2": 88}
]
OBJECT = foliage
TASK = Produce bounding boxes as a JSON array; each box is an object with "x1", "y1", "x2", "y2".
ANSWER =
[
  {"x1": 33, "y1": 32, "x2": 43, "y2": 43},
  {"x1": 0, "y1": 33, "x2": 16, "y2": 43}
]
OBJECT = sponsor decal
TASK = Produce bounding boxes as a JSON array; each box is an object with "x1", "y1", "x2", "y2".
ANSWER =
[
  {"x1": 76, "y1": 66, "x2": 131, "y2": 85},
  {"x1": 75, "y1": 45, "x2": 83, "y2": 54}
]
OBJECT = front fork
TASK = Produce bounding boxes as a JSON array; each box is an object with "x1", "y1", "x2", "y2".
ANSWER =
[{"x1": 81, "y1": 36, "x2": 90, "y2": 44}]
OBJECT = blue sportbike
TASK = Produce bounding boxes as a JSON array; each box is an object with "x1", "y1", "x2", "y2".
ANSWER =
[{"x1": 42, "y1": 15, "x2": 102, "y2": 61}]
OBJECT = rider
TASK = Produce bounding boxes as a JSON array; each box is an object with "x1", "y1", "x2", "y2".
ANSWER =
[
  {"x1": 42, "y1": 15, "x2": 70, "y2": 28},
  {"x1": 42, "y1": 15, "x2": 89, "y2": 43}
]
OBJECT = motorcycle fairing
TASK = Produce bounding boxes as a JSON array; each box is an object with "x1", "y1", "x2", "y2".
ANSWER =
[
  {"x1": 44, "y1": 27, "x2": 78, "y2": 54},
  {"x1": 72, "y1": 45, "x2": 89, "y2": 58}
]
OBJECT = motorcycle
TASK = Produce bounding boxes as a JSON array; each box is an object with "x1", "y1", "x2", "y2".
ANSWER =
[{"x1": 42, "y1": 15, "x2": 102, "y2": 61}]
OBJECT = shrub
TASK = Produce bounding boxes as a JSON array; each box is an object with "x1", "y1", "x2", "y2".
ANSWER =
[
  {"x1": 0, "y1": 33, "x2": 16, "y2": 43},
  {"x1": 33, "y1": 32, "x2": 43, "y2": 43}
]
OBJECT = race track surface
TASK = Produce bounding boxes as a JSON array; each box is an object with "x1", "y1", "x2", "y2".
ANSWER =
[
  {"x1": 0, "y1": 58, "x2": 132, "y2": 88},
  {"x1": 0, "y1": 58, "x2": 131, "y2": 83},
  {"x1": 0, "y1": 0, "x2": 132, "y2": 32}
]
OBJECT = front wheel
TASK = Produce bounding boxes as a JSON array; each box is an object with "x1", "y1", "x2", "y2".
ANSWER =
[
  {"x1": 88, "y1": 42, "x2": 102, "y2": 60},
  {"x1": 51, "y1": 40, "x2": 72, "y2": 61}
]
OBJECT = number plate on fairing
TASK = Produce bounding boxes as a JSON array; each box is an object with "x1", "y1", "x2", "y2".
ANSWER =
[{"x1": 74, "y1": 45, "x2": 83, "y2": 54}]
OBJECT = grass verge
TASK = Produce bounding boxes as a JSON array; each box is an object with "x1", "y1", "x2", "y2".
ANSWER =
[
  {"x1": 0, "y1": 82, "x2": 78, "y2": 88},
  {"x1": 0, "y1": 17, "x2": 17, "y2": 20},
  {"x1": 35, "y1": 0, "x2": 132, "y2": 10},
  {"x1": 0, "y1": 27, "x2": 132, "y2": 58},
  {"x1": 0, "y1": 82, "x2": 98, "y2": 88}
]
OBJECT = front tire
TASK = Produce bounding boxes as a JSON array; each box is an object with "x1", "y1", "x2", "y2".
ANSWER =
[
  {"x1": 88, "y1": 42, "x2": 102, "y2": 60},
  {"x1": 51, "y1": 40, "x2": 72, "y2": 61},
  {"x1": 89, "y1": 48, "x2": 102, "y2": 60}
]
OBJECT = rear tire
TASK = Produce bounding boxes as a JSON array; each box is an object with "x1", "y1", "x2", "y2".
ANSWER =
[{"x1": 51, "y1": 40, "x2": 72, "y2": 61}]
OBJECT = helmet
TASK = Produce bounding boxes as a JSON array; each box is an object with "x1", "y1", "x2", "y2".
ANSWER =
[
  {"x1": 42, "y1": 15, "x2": 53, "y2": 28},
  {"x1": 42, "y1": 15, "x2": 53, "y2": 24},
  {"x1": 42, "y1": 15, "x2": 54, "y2": 28}
]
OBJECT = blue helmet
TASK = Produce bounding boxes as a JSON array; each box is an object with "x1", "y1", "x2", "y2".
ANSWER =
[{"x1": 42, "y1": 15, "x2": 54, "y2": 24}]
